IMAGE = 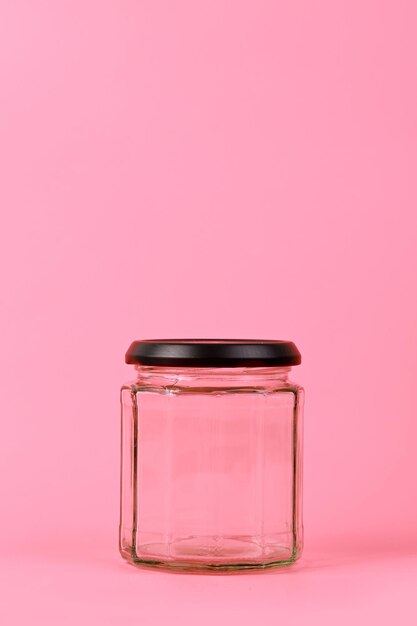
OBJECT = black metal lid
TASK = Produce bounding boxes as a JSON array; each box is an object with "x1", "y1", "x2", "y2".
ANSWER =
[{"x1": 125, "y1": 339, "x2": 301, "y2": 368}]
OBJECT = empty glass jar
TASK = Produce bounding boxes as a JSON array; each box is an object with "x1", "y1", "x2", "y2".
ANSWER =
[{"x1": 119, "y1": 339, "x2": 304, "y2": 572}]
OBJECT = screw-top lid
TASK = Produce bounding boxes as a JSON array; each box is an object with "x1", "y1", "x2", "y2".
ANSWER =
[{"x1": 125, "y1": 339, "x2": 301, "y2": 368}]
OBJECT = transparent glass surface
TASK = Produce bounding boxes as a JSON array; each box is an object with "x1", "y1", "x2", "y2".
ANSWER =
[{"x1": 119, "y1": 366, "x2": 304, "y2": 572}]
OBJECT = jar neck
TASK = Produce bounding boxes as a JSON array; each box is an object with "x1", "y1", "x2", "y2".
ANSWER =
[{"x1": 133, "y1": 365, "x2": 291, "y2": 389}]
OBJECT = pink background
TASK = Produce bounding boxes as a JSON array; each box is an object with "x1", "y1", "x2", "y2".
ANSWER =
[{"x1": 1, "y1": 0, "x2": 416, "y2": 623}]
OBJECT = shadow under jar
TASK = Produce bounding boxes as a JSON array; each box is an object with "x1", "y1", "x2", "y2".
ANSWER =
[{"x1": 119, "y1": 339, "x2": 304, "y2": 573}]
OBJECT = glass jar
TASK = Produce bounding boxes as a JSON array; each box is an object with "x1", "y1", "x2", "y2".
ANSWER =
[{"x1": 119, "y1": 339, "x2": 304, "y2": 573}]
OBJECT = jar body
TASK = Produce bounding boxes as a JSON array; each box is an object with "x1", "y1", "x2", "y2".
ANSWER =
[{"x1": 119, "y1": 366, "x2": 304, "y2": 572}]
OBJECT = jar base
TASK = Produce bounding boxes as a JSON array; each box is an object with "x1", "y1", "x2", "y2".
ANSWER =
[{"x1": 120, "y1": 534, "x2": 300, "y2": 573}]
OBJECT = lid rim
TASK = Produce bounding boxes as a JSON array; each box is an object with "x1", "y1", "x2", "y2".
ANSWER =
[{"x1": 125, "y1": 339, "x2": 302, "y2": 367}]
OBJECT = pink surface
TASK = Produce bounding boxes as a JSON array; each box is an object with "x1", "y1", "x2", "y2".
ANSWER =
[{"x1": 0, "y1": 0, "x2": 416, "y2": 622}]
